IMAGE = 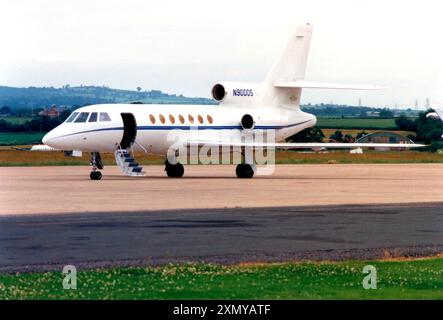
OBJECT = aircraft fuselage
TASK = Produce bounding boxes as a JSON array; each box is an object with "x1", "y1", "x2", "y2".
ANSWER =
[{"x1": 43, "y1": 103, "x2": 317, "y2": 154}]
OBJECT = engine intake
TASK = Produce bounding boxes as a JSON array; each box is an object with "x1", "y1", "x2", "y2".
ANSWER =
[
  {"x1": 241, "y1": 114, "x2": 254, "y2": 130},
  {"x1": 211, "y1": 82, "x2": 259, "y2": 105},
  {"x1": 212, "y1": 84, "x2": 226, "y2": 101}
]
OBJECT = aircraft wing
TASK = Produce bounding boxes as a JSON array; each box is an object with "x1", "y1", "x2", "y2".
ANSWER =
[
  {"x1": 30, "y1": 144, "x2": 60, "y2": 151},
  {"x1": 274, "y1": 80, "x2": 386, "y2": 90},
  {"x1": 186, "y1": 141, "x2": 425, "y2": 150}
]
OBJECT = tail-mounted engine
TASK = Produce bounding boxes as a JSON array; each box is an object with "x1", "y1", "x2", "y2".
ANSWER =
[
  {"x1": 241, "y1": 114, "x2": 254, "y2": 130},
  {"x1": 211, "y1": 82, "x2": 259, "y2": 105}
]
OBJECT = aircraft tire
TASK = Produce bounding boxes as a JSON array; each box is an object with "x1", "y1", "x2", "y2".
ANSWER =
[
  {"x1": 165, "y1": 162, "x2": 184, "y2": 178},
  {"x1": 90, "y1": 171, "x2": 102, "y2": 180},
  {"x1": 236, "y1": 164, "x2": 254, "y2": 179}
]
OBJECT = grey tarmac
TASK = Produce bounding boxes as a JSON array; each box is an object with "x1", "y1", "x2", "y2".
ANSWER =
[{"x1": 1, "y1": 202, "x2": 443, "y2": 272}]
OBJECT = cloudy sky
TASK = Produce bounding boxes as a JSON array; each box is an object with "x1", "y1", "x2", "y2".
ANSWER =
[{"x1": 0, "y1": 0, "x2": 442, "y2": 107}]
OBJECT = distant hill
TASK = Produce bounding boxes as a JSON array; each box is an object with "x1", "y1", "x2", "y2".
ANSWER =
[
  {"x1": 0, "y1": 85, "x2": 418, "y2": 118},
  {"x1": 0, "y1": 85, "x2": 216, "y2": 109}
]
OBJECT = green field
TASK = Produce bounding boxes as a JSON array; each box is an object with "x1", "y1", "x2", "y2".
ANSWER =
[
  {"x1": 0, "y1": 116, "x2": 32, "y2": 124},
  {"x1": 317, "y1": 118, "x2": 398, "y2": 130},
  {"x1": 0, "y1": 149, "x2": 442, "y2": 167},
  {"x1": 0, "y1": 258, "x2": 442, "y2": 299},
  {"x1": 0, "y1": 132, "x2": 45, "y2": 146}
]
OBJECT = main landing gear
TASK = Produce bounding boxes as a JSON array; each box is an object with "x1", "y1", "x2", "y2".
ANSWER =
[
  {"x1": 90, "y1": 152, "x2": 103, "y2": 180},
  {"x1": 165, "y1": 160, "x2": 184, "y2": 178},
  {"x1": 236, "y1": 164, "x2": 255, "y2": 179},
  {"x1": 90, "y1": 171, "x2": 102, "y2": 180}
]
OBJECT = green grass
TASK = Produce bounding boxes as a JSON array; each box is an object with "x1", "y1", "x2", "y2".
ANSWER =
[
  {"x1": 0, "y1": 150, "x2": 442, "y2": 167},
  {"x1": 0, "y1": 116, "x2": 32, "y2": 124},
  {"x1": 0, "y1": 132, "x2": 45, "y2": 146},
  {"x1": 317, "y1": 118, "x2": 398, "y2": 130},
  {"x1": 275, "y1": 150, "x2": 443, "y2": 164},
  {"x1": 1, "y1": 259, "x2": 442, "y2": 299}
]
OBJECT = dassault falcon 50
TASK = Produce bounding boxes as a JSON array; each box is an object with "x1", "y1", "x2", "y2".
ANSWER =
[{"x1": 42, "y1": 24, "x2": 424, "y2": 180}]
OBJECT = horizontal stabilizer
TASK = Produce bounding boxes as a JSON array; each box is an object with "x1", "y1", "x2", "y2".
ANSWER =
[{"x1": 274, "y1": 80, "x2": 386, "y2": 90}]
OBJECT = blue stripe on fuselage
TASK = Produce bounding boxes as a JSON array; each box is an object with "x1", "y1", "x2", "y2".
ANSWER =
[{"x1": 55, "y1": 120, "x2": 312, "y2": 139}]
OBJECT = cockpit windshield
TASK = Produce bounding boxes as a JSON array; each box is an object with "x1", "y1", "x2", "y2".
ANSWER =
[
  {"x1": 64, "y1": 111, "x2": 111, "y2": 123},
  {"x1": 88, "y1": 112, "x2": 98, "y2": 122},
  {"x1": 65, "y1": 112, "x2": 79, "y2": 123},
  {"x1": 74, "y1": 112, "x2": 90, "y2": 123},
  {"x1": 99, "y1": 112, "x2": 112, "y2": 122}
]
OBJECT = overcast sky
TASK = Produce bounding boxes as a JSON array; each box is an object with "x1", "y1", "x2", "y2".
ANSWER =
[{"x1": 0, "y1": 0, "x2": 442, "y2": 108}]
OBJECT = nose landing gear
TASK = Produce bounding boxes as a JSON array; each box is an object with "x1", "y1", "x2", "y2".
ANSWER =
[{"x1": 90, "y1": 152, "x2": 103, "y2": 180}]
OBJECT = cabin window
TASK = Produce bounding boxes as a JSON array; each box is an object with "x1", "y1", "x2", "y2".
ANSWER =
[
  {"x1": 178, "y1": 115, "x2": 185, "y2": 124},
  {"x1": 207, "y1": 115, "x2": 213, "y2": 124},
  {"x1": 149, "y1": 114, "x2": 156, "y2": 124},
  {"x1": 169, "y1": 115, "x2": 175, "y2": 124},
  {"x1": 188, "y1": 115, "x2": 194, "y2": 124},
  {"x1": 88, "y1": 112, "x2": 98, "y2": 122},
  {"x1": 74, "y1": 112, "x2": 90, "y2": 123},
  {"x1": 198, "y1": 115, "x2": 204, "y2": 124},
  {"x1": 99, "y1": 112, "x2": 112, "y2": 122},
  {"x1": 159, "y1": 114, "x2": 166, "y2": 124},
  {"x1": 65, "y1": 112, "x2": 79, "y2": 123}
]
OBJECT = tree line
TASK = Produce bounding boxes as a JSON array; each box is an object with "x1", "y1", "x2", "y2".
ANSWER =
[
  {"x1": 288, "y1": 109, "x2": 443, "y2": 152},
  {"x1": 0, "y1": 110, "x2": 71, "y2": 133}
]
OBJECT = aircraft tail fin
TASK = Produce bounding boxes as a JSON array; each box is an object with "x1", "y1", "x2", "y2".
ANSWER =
[
  {"x1": 265, "y1": 24, "x2": 313, "y2": 84},
  {"x1": 260, "y1": 24, "x2": 384, "y2": 108},
  {"x1": 261, "y1": 24, "x2": 313, "y2": 107}
]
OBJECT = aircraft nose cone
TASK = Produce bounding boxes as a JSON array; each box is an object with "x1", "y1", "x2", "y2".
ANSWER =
[
  {"x1": 42, "y1": 133, "x2": 49, "y2": 145},
  {"x1": 42, "y1": 130, "x2": 55, "y2": 146}
]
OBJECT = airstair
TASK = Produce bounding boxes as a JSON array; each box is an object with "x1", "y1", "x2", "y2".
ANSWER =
[{"x1": 114, "y1": 146, "x2": 146, "y2": 177}]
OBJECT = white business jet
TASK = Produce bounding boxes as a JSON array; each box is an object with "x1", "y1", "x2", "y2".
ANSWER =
[{"x1": 42, "y1": 24, "x2": 424, "y2": 180}]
